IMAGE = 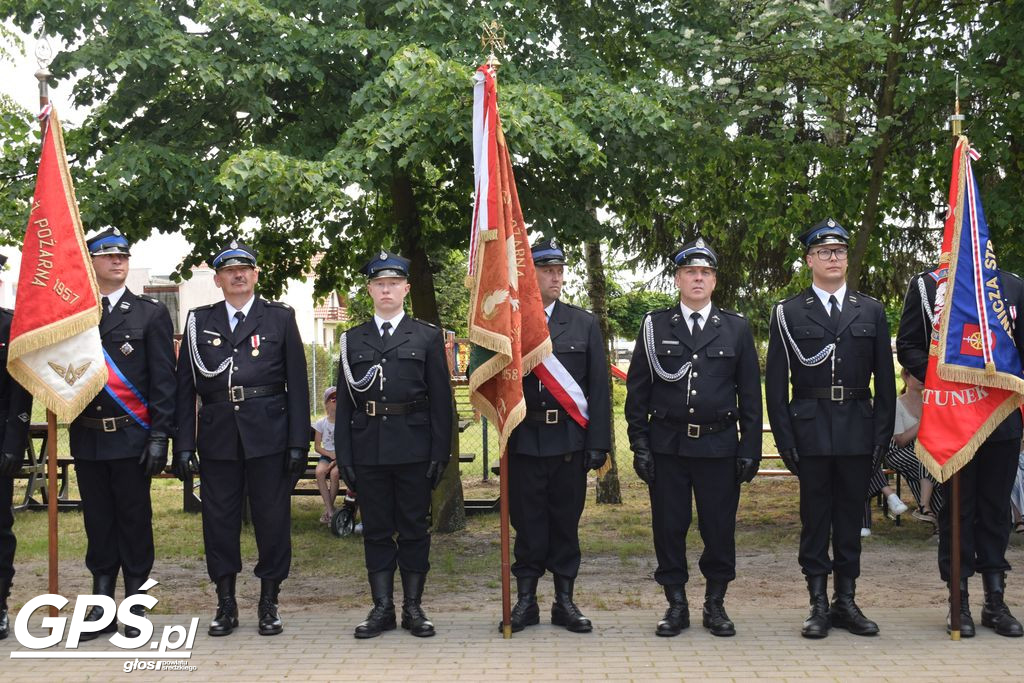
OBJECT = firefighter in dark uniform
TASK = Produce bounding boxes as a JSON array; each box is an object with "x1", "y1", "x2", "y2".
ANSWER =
[
  {"x1": 335, "y1": 251, "x2": 452, "y2": 639},
  {"x1": 173, "y1": 240, "x2": 310, "y2": 637},
  {"x1": 0, "y1": 252, "x2": 33, "y2": 641},
  {"x1": 504, "y1": 239, "x2": 611, "y2": 634},
  {"x1": 68, "y1": 229, "x2": 176, "y2": 640},
  {"x1": 897, "y1": 265, "x2": 1024, "y2": 637},
  {"x1": 625, "y1": 238, "x2": 762, "y2": 638},
  {"x1": 765, "y1": 219, "x2": 896, "y2": 639}
]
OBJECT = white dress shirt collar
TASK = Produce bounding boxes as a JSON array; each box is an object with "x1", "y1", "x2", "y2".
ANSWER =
[
  {"x1": 374, "y1": 310, "x2": 406, "y2": 336},
  {"x1": 544, "y1": 301, "x2": 556, "y2": 319},
  {"x1": 226, "y1": 296, "x2": 256, "y2": 329},
  {"x1": 679, "y1": 301, "x2": 713, "y2": 333},
  {"x1": 811, "y1": 283, "x2": 847, "y2": 311},
  {"x1": 102, "y1": 286, "x2": 127, "y2": 312}
]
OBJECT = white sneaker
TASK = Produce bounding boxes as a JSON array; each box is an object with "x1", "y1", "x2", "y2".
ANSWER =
[
  {"x1": 354, "y1": 522, "x2": 363, "y2": 535},
  {"x1": 886, "y1": 493, "x2": 909, "y2": 516},
  {"x1": 861, "y1": 527, "x2": 871, "y2": 538}
]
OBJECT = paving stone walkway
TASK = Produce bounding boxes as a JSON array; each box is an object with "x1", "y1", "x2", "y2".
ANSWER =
[{"x1": 3, "y1": 607, "x2": 1023, "y2": 681}]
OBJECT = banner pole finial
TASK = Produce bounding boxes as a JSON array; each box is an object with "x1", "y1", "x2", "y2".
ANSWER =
[
  {"x1": 481, "y1": 20, "x2": 506, "y2": 71},
  {"x1": 950, "y1": 73, "x2": 964, "y2": 138}
]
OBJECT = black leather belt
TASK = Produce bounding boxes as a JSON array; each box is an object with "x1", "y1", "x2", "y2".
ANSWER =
[
  {"x1": 656, "y1": 415, "x2": 735, "y2": 438},
  {"x1": 78, "y1": 414, "x2": 135, "y2": 432},
  {"x1": 793, "y1": 386, "x2": 871, "y2": 402},
  {"x1": 526, "y1": 408, "x2": 569, "y2": 424},
  {"x1": 363, "y1": 399, "x2": 429, "y2": 416},
  {"x1": 203, "y1": 383, "x2": 285, "y2": 404}
]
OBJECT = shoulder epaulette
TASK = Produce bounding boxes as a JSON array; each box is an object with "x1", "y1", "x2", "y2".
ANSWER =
[
  {"x1": 137, "y1": 294, "x2": 160, "y2": 305},
  {"x1": 409, "y1": 316, "x2": 438, "y2": 329},
  {"x1": 718, "y1": 308, "x2": 745, "y2": 319},
  {"x1": 265, "y1": 300, "x2": 292, "y2": 310},
  {"x1": 852, "y1": 290, "x2": 882, "y2": 305},
  {"x1": 1000, "y1": 270, "x2": 1023, "y2": 285},
  {"x1": 191, "y1": 302, "x2": 217, "y2": 312},
  {"x1": 647, "y1": 305, "x2": 675, "y2": 317},
  {"x1": 777, "y1": 291, "x2": 803, "y2": 305},
  {"x1": 563, "y1": 301, "x2": 594, "y2": 316}
]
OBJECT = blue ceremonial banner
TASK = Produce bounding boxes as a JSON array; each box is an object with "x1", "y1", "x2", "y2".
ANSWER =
[{"x1": 935, "y1": 140, "x2": 1024, "y2": 392}]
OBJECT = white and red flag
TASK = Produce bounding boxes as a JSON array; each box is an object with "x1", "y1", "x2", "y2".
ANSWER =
[{"x1": 7, "y1": 106, "x2": 107, "y2": 420}]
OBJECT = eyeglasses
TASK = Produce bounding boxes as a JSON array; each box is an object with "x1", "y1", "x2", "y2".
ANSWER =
[{"x1": 811, "y1": 247, "x2": 849, "y2": 261}]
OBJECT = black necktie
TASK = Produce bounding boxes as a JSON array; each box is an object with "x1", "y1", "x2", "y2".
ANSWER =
[
  {"x1": 381, "y1": 321, "x2": 392, "y2": 343},
  {"x1": 828, "y1": 295, "x2": 841, "y2": 328},
  {"x1": 233, "y1": 311, "x2": 245, "y2": 339},
  {"x1": 101, "y1": 296, "x2": 110, "y2": 324},
  {"x1": 690, "y1": 311, "x2": 703, "y2": 340}
]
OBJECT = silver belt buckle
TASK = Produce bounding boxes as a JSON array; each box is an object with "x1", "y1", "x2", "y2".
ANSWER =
[
  {"x1": 687, "y1": 423, "x2": 700, "y2": 439},
  {"x1": 102, "y1": 417, "x2": 117, "y2": 432},
  {"x1": 545, "y1": 409, "x2": 559, "y2": 424},
  {"x1": 366, "y1": 401, "x2": 377, "y2": 416},
  {"x1": 830, "y1": 386, "x2": 844, "y2": 402},
  {"x1": 230, "y1": 386, "x2": 246, "y2": 402}
]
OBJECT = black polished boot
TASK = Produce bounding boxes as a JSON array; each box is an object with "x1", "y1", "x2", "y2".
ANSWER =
[
  {"x1": 829, "y1": 575, "x2": 879, "y2": 636},
  {"x1": 981, "y1": 572, "x2": 1024, "y2": 637},
  {"x1": 702, "y1": 580, "x2": 735, "y2": 637},
  {"x1": 123, "y1": 575, "x2": 150, "y2": 639},
  {"x1": 656, "y1": 584, "x2": 689, "y2": 637},
  {"x1": 400, "y1": 571, "x2": 435, "y2": 637},
  {"x1": 208, "y1": 574, "x2": 238, "y2": 637},
  {"x1": 354, "y1": 571, "x2": 396, "y2": 639},
  {"x1": 501, "y1": 576, "x2": 540, "y2": 633},
  {"x1": 551, "y1": 574, "x2": 592, "y2": 633},
  {"x1": 0, "y1": 576, "x2": 10, "y2": 640},
  {"x1": 801, "y1": 575, "x2": 830, "y2": 639},
  {"x1": 79, "y1": 574, "x2": 118, "y2": 641},
  {"x1": 258, "y1": 579, "x2": 283, "y2": 636},
  {"x1": 946, "y1": 578, "x2": 975, "y2": 637}
]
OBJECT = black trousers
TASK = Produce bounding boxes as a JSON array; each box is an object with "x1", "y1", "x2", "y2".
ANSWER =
[
  {"x1": 649, "y1": 454, "x2": 738, "y2": 586},
  {"x1": 1, "y1": 475, "x2": 13, "y2": 583},
  {"x1": 75, "y1": 458, "x2": 154, "y2": 581},
  {"x1": 355, "y1": 461, "x2": 432, "y2": 575},
  {"x1": 508, "y1": 452, "x2": 587, "y2": 580},
  {"x1": 938, "y1": 438, "x2": 1019, "y2": 582},
  {"x1": 200, "y1": 452, "x2": 292, "y2": 582},
  {"x1": 798, "y1": 455, "x2": 872, "y2": 578}
]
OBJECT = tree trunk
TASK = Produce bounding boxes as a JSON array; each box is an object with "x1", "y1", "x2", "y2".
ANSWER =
[
  {"x1": 584, "y1": 240, "x2": 622, "y2": 504},
  {"x1": 390, "y1": 168, "x2": 465, "y2": 532},
  {"x1": 848, "y1": 0, "x2": 905, "y2": 290}
]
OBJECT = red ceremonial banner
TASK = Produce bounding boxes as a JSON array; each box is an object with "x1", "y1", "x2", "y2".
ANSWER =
[
  {"x1": 7, "y1": 106, "x2": 106, "y2": 420},
  {"x1": 466, "y1": 65, "x2": 551, "y2": 455}
]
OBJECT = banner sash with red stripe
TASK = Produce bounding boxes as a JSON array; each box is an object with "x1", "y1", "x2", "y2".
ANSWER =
[{"x1": 102, "y1": 348, "x2": 151, "y2": 429}]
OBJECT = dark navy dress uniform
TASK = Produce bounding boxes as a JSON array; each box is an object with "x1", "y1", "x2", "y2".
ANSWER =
[
  {"x1": 70, "y1": 230, "x2": 175, "y2": 633},
  {"x1": 897, "y1": 266, "x2": 1024, "y2": 636},
  {"x1": 335, "y1": 250, "x2": 452, "y2": 639},
  {"x1": 503, "y1": 238, "x2": 612, "y2": 634},
  {"x1": 764, "y1": 219, "x2": 895, "y2": 638},
  {"x1": 174, "y1": 240, "x2": 310, "y2": 637},
  {"x1": 625, "y1": 238, "x2": 761, "y2": 637},
  {"x1": 0, "y1": 296, "x2": 33, "y2": 640}
]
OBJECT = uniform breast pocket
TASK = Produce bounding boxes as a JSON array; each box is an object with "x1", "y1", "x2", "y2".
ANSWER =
[
  {"x1": 792, "y1": 324, "x2": 826, "y2": 355},
  {"x1": 348, "y1": 349, "x2": 377, "y2": 372},
  {"x1": 850, "y1": 322, "x2": 876, "y2": 355},
  {"x1": 256, "y1": 332, "x2": 280, "y2": 352},
  {"x1": 109, "y1": 327, "x2": 145, "y2": 346},
  {"x1": 555, "y1": 340, "x2": 586, "y2": 374},
  {"x1": 397, "y1": 347, "x2": 426, "y2": 379},
  {"x1": 655, "y1": 342, "x2": 686, "y2": 372},
  {"x1": 705, "y1": 346, "x2": 736, "y2": 376}
]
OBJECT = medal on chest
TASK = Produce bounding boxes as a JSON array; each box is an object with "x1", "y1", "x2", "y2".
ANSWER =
[{"x1": 250, "y1": 334, "x2": 261, "y2": 357}]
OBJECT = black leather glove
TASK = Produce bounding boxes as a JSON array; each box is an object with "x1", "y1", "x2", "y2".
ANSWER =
[
  {"x1": 871, "y1": 445, "x2": 886, "y2": 472},
  {"x1": 0, "y1": 450, "x2": 24, "y2": 477},
  {"x1": 584, "y1": 450, "x2": 607, "y2": 471},
  {"x1": 780, "y1": 448, "x2": 800, "y2": 477},
  {"x1": 631, "y1": 437, "x2": 655, "y2": 486},
  {"x1": 341, "y1": 465, "x2": 357, "y2": 492},
  {"x1": 735, "y1": 457, "x2": 758, "y2": 484},
  {"x1": 171, "y1": 451, "x2": 199, "y2": 482},
  {"x1": 286, "y1": 448, "x2": 307, "y2": 476},
  {"x1": 426, "y1": 460, "x2": 447, "y2": 490},
  {"x1": 139, "y1": 431, "x2": 169, "y2": 477}
]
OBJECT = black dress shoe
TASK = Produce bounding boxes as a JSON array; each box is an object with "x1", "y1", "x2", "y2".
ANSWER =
[
  {"x1": 551, "y1": 575, "x2": 592, "y2": 633},
  {"x1": 656, "y1": 585, "x2": 688, "y2": 637},
  {"x1": 258, "y1": 579, "x2": 283, "y2": 636},
  {"x1": 208, "y1": 575, "x2": 238, "y2": 637}
]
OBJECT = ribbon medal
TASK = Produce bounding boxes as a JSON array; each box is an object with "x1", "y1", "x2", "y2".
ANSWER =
[{"x1": 250, "y1": 334, "x2": 261, "y2": 357}]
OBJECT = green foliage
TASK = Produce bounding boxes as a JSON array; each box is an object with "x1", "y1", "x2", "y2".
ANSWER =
[{"x1": 607, "y1": 289, "x2": 677, "y2": 339}]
